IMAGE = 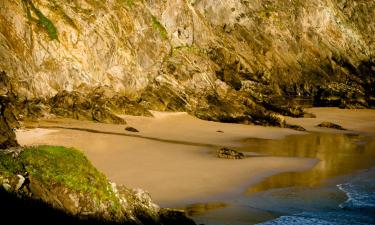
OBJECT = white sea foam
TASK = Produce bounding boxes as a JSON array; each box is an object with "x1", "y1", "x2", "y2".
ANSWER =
[
  {"x1": 337, "y1": 172, "x2": 375, "y2": 210},
  {"x1": 258, "y1": 215, "x2": 339, "y2": 225}
]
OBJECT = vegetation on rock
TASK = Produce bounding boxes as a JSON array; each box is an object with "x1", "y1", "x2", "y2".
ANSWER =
[
  {"x1": 23, "y1": 0, "x2": 58, "y2": 40},
  {"x1": 151, "y1": 16, "x2": 168, "y2": 39},
  {"x1": 0, "y1": 146, "x2": 123, "y2": 220},
  {"x1": 0, "y1": 145, "x2": 196, "y2": 225}
]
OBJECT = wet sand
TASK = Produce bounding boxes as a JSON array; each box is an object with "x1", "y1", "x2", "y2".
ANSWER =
[{"x1": 17, "y1": 111, "x2": 315, "y2": 205}]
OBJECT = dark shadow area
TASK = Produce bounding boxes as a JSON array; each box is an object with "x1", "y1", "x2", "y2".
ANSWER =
[
  {"x1": 0, "y1": 189, "x2": 129, "y2": 225},
  {"x1": 0, "y1": 189, "x2": 197, "y2": 225}
]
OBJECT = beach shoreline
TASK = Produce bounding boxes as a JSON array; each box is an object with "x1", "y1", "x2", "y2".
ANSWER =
[
  {"x1": 17, "y1": 110, "x2": 316, "y2": 205},
  {"x1": 15, "y1": 108, "x2": 375, "y2": 216}
]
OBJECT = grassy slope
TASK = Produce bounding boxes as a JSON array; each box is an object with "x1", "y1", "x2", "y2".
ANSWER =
[{"x1": 0, "y1": 145, "x2": 122, "y2": 215}]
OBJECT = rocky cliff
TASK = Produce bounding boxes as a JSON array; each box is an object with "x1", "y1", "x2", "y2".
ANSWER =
[
  {"x1": 1, "y1": 0, "x2": 374, "y2": 124},
  {"x1": 0, "y1": 71, "x2": 19, "y2": 149}
]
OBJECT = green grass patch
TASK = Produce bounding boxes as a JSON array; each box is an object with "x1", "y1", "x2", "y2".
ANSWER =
[
  {"x1": 0, "y1": 153, "x2": 24, "y2": 177},
  {"x1": 151, "y1": 16, "x2": 167, "y2": 39},
  {"x1": 20, "y1": 146, "x2": 106, "y2": 194},
  {"x1": 0, "y1": 145, "x2": 121, "y2": 212}
]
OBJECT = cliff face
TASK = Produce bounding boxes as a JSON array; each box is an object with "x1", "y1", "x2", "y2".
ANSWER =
[
  {"x1": 0, "y1": 72, "x2": 19, "y2": 149},
  {"x1": 1, "y1": 0, "x2": 374, "y2": 124}
]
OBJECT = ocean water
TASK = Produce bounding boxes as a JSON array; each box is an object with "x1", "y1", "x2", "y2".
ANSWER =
[
  {"x1": 259, "y1": 169, "x2": 375, "y2": 225},
  {"x1": 338, "y1": 172, "x2": 375, "y2": 210},
  {"x1": 191, "y1": 133, "x2": 375, "y2": 225}
]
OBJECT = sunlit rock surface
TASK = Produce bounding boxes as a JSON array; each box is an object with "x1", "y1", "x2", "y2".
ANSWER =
[{"x1": 1, "y1": 0, "x2": 374, "y2": 124}]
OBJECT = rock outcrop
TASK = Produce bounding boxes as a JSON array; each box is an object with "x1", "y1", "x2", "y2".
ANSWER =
[
  {"x1": 0, "y1": 71, "x2": 19, "y2": 149},
  {"x1": 0, "y1": 145, "x2": 196, "y2": 225},
  {"x1": 0, "y1": 0, "x2": 374, "y2": 125}
]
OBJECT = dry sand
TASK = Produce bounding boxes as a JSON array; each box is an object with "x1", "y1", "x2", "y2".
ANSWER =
[
  {"x1": 286, "y1": 107, "x2": 375, "y2": 135},
  {"x1": 16, "y1": 108, "x2": 375, "y2": 205}
]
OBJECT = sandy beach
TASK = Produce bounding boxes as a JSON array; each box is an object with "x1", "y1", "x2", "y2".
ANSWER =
[
  {"x1": 16, "y1": 108, "x2": 375, "y2": 207},
  {"x1": 17, "y1": 111, "x2": 313, "y2": 205}
]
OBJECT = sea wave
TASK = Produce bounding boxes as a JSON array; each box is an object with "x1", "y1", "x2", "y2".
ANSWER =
[
  {"x1": 258, "y1": 211, "x2": 375, "y2": 225},
  {"x1": 337, "y1": 172, "x2": 375, "y2": 210}
]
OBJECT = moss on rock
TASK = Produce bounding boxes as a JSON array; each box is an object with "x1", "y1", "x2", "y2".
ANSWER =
[
  {"x1": 0, "y1": 145, "x2": 196, "y2": 224},
  {"x1": 23, "y1": 0, "x2": 58, "y2": 40},
  {"x1": 0, "y1": 146, "x2": 123, "y2": 220}
]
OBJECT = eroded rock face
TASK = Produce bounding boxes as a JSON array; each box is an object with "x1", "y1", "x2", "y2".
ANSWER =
[
  {"x1": 0, "y1": 0, "x2": 374, "y2": 124},
  {"x1": 0, "y1": 71, "x2": 19, "y2": 149},
  {"x1": 49, "y1": 89, "x2": 127, "y2": 124}
]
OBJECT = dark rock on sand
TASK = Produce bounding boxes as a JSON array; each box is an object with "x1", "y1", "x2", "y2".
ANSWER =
[
  {"x1": 125, "y1": 127, "x2": 139, "y2": 132},
  {"x1": 285, "y1": 124, "x2": 306, "y2": 132},
  {"x1": 317, "y1": 121, "x2": 346, "y2": 130},
  {"x1": 217, "y1": 147, "x2": 245, "y2": 159}
]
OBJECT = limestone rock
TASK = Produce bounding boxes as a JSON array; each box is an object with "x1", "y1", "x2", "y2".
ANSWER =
[{"x1": 1, "y1": 0, "x2": 374, "y2": 125}]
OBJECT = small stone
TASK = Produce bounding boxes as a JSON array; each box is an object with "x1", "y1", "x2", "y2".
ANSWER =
[
  {"x1": 317, "y1": 121, "x2": 346, "y2": 130},
  {"x1": 217, "y1": 147, "x2": 245, "y2": 159},
  {"x1": 285, "y1": 124, "x2": 306, "y2": 131},
  {"x1": 125, "y1": 126, "x2": 139, "y2": 132}
]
